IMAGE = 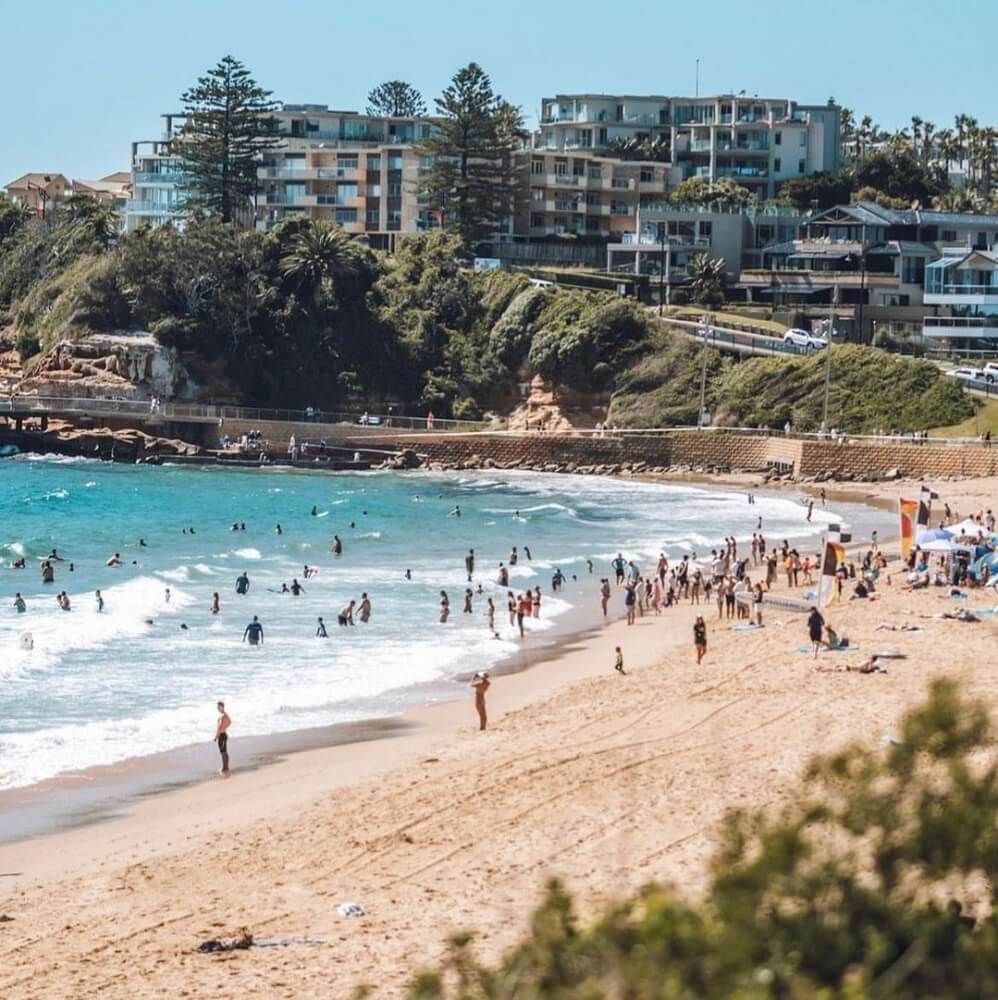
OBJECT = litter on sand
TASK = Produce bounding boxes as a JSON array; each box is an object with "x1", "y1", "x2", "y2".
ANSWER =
[
  {"x1": 198, "y1": 928, "x2": 253, "y2": 953},
  {"x1": 337, "y1": 902, "x2": 365, "y2": 918},
  {"x1": 796, "y1": 645, "x2": 860, "y2": 654}
]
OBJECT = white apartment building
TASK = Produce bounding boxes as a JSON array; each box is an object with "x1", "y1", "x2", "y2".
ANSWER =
[{"x1": 536, "y1": 93, "x2": 841, "y2": 200}]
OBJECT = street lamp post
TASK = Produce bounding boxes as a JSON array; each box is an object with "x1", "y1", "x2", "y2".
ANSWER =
[
  {"x1": 24, "y1": 175, "x2": 53, "y2": 221},
  {"x1": 697, "y1": 312, "x2": 710, "y2": 430},
  {"x1": 657, "y1": 224, "x2": 668, "y2": 316}
]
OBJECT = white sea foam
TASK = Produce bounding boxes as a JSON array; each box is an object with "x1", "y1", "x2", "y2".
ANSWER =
[{"x1": 232, "y1": 547, "x2": 262, "y2": 560}]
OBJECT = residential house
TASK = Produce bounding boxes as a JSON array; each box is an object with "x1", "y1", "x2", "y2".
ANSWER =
[{"x1": 4, "y1": 172, "x2": 71, "y2": 218}]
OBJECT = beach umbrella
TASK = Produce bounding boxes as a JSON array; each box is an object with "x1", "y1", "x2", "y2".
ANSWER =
[{"x1": 916, "y1": 528, "x2": 954, "y2": 546}]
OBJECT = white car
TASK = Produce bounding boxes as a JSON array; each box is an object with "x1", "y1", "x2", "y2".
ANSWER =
[
  {"x1": 782, "y1": 329, "x2": 827, "y2": 351},
  {"x1": 982, "y1": 362, "x2": 998, "y2": 381},
  {"x1": 949, "y1": 367, "x2": 987, "y2": 383}
]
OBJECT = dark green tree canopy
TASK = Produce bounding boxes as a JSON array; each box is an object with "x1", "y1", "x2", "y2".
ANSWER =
[
  {"x1": 366, "y1": 80, "x2": 426, "y2": 118},
  {"x1": 417, "y1": 63, "x2": 525, "y2": 249},
  {"x1": 178, "y1": 55, "x2": 280, "y2": 224}
]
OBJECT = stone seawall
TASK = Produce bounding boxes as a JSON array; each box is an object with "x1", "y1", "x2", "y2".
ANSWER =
[{"x1": 349, "y1": 431, "x2": 998, "y2": 482}]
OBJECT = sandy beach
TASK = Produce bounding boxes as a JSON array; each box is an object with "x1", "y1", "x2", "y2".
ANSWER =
[{"x1": 1, "y1": 475, "x2": 995, "y2": 999}]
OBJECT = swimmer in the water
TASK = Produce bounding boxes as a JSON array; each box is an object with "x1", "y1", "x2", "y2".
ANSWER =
[
  {"x1": 242, "y1": 616, "x2": 264, "y2": 645},
  {"x1": 95, "y1": 589, "x2": 104, "y2": 613},
  {"x1": 231, "y1": 522, "x2": 239, "y2": 531},
  {"x1": 68, "y1": 562, "x2": 74, "y2": 572},
  {"x1": 211, "y1": 592, "x2": 220, "y2": 614},
  {"x1": 524, "y1": 546, "x2": 532, "y2": 561},
  {"x1": 139, "y1": 538, "x2": 147, "y2": 547},
  {"x1": 332, "y1": 535, "x2": 342, "y2": 556},
  {"x1": 235, "y1": 572, "x2": 250, "y2": 595},
  {"x1": 180, "y1": 623, "x2": 188, "y2": 631},
  {"x1": 240, "y1": 523, "x2": 246, "y2": 531},
  {"x1": 404, "y1": 568, "x2": 412, "y2": 580},
  {"x1": 311, "y1": 506, "x2": 318, "y2": 516},
  {"x1": 165, "y1": 587, "x2": 172, "y2": 603},
  {"x1": 358, "y1": 593, "x2": 372, "y2": 622},
  {"x1": 316, "y1": 616, "x2": 328, "y2": 637},
  {"x1": 350, "y1": 521, "x2": 355, "y2": 529},
  {"x1": 449, "y1": 506, "x2": 461, "y2": 517},
  {"x1": 13, "y1": 593, "x2": 25, "y2": 613},
  {"x1": 275, "y1": 523, "x2": 283, "y2": 535},
  {"x1": 48, "y1": 549, "x2": 64, "y2": 561},
  {"x1": 289, "y1": 578, "x2": 305, "y2": 596},
  {"x1": 106, "y1": 552, "x2": 122, "y2": 567}
]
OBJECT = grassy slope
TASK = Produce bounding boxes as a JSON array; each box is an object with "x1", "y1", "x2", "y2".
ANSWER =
[{"x1": 933, "y1": 397, "x2": 998, "y2": 438}]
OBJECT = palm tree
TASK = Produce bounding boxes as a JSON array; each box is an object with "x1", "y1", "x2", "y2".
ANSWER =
[
  {"x1": 922, "y1": 121, "x2": 936, "y2": 162},
  {"x1": 937, "y1": 129, "x2": 960, "y2": 173},
  {"x1": 280, "y1": 220, "x2": 362, "y2": 307},
  {"x1": 686, "y1": 253, "x2": 726, "y2": 307},
  {"x1": 910, "y1": 115, "x2": 923, "y2": 156}
]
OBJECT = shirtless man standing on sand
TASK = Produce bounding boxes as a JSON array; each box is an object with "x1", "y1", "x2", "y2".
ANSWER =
[{"x1": 214, "y1": 701, "x2": 231, "y2": 776}]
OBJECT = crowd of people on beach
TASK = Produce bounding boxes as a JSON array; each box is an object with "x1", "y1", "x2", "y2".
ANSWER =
[{"x1": 12, "y1": 479, "x2": 997, "y2": 779}]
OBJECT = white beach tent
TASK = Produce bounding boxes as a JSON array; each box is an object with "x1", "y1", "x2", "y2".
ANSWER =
[
  {"x1": 919, "y1": 538, "x2": 975, "y2": 553},
  {"x1": 949, "y1": 518, "x2": 987, "y2": 538}
]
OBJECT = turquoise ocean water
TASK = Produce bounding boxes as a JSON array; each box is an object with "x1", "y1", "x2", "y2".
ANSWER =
[{"x1": 0, "y1": 456, "x2": 874, "y2": 792}]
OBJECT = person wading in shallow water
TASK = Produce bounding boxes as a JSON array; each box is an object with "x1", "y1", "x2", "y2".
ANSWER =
[
  {"x1": 471, "y1": 672, "x2": 490, "y2": 731},
  {"x1": 214, "y1": 701, "x2": 231, "y2": 776}
]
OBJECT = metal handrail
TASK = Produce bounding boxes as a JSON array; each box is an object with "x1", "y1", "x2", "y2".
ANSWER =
[{"x1": 0, "y1": 395, "x2": 492, "y2": 433}]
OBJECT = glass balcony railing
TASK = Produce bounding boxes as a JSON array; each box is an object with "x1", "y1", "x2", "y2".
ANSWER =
[
  {"x1": 127, "y1": 201, "x2": 184, "y2": 215},
  {"x1": 133, "y1": 171, "x2": 186, "y2": 184}
]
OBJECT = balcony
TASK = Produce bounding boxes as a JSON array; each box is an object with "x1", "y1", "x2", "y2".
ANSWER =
[
  {"x1": 133, "y1": 171, "x2": 185, "y2": 184},
  {"x1": 126, "y1": 200, "x2": 184, "y2": 216},
  {"x1": 741, "y1": 269, "x2": 899, "y2": 288},
  {"x1": 922, "y1": 316, "x2": 998, "y2": 337},
  {"x1": 615, "y1": 233, "x2": 711, "y2": 248},
  {"x1": 717, "y1": 166, "x2": 768, "y2": 178}
]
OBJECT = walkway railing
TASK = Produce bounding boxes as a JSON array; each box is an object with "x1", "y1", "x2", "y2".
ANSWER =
[{"x1": 0, "y1": 395, "x2": 491, "y2": 433}]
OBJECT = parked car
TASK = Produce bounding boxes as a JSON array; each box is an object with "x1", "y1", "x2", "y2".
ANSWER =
[
  {"x1": 782, "y1": 329, "x2": 827, "y2": 351},
  {"x1": 981, "y1": 362, "x2": 998, "y2": 381},
  {"x1": 949, "y1": 367, "x2": 987, "y2": 383}
]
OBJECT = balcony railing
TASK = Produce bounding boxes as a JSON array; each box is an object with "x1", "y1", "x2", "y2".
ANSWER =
[
  {"x1": 126, "y1": 201, "x2": 184, "y2": 215},
  {"x1": 718, "y1": 166, "x2": 768, "y2": 178},
  {"x1": 133, "y1": 171, "x2": 185, "y2": 184},
  {"x1": 923, "y1": 316, "x2": 998, "y2": 328},
  {"x1": 926, "y1": 284, "x2": 998, "y2": 296}
]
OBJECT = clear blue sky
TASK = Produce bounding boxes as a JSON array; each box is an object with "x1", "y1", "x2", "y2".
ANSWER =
[{"x1": 2, "y1": 0, "x2": 993, "y2": 184}]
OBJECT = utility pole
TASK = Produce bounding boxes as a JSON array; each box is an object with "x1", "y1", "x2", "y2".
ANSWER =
[
  {"x1": 822, "y1": 285, "x2": 838, "y2": 433},
  {"x1": 695, "y1": 59, "x2": 700, "y2": 98},
  {"x1": 697, "y1": 312, "x2": 710, "y2": 429},
  {"x1": 657, "y1": 222, "x2": 666, "y2": 316}
]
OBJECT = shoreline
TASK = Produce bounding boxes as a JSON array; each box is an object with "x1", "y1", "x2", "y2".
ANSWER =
[
  {"x1": 0, "y1": 468, "x2": 892, "y2": 844},
  {"x1": 1, "y1": 475, "x2": 991, "y2": 998}
]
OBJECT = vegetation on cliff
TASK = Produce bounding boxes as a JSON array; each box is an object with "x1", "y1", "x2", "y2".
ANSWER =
[
  {"x1": 0, "y1": 195, "x2": 975, "y2": 431},
  {"x1": 608, "y1": 330, "x2": 975, "y2": 433},
  {"x1": 408, "y1": 681, "x2": 998, "y2": 999}
]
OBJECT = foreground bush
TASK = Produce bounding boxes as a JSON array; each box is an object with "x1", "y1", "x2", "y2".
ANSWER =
[{"x1": 408, "y1": 681, "x2": 998, "y2": 999}]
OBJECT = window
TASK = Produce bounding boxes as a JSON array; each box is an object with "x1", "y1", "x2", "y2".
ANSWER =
[
  {"x1": 774, "y1": 131, "x2": 782, "y2": 146},
  {"x1": 616, "y1": 104, "x2": 624, "y2": 121},
  {"x1": 530, "y1": 213, "x2": 544, "y2": 227},
  {"x1": 597, "y1": 127, "x2": 607, "y2": 145},
  {"x1": 367, "y1": 183, "x2": 381, "y2": 197},
  {"x1": 800, "y1": 132, "x2": 807, "y2": 147},
  {"x1": 335, "y1": 208, "x2": 358, "y2": 223},
  {"x1": 387, "y1": 183, "x2": 402, "y2": 196},
  {"x1": 531, "y1": 159, "x2": 544, "y2": 176},
  {"x1": 774, "y1": 158, "x2": 781, "y2": 173},
  {"x1": 640, "y1": 167, "x2": 654, "y2": 182},
  {"x1": 337, "y1": 183, "x2": 358, "y2": 200},
  {"x1": 668, "y1": 220, "x2": 695, "y2": 239},
  {"x1": 902, "y1": 256, "x2": 926, "y2": 284},
  {"x1": 338, "y1": 156, "x2": 359, "y2": 170},
  {"x1": 387, "y1": 155, "x2": 403, "y2": 170},
  {"x1": 699, "y1": 221, "x2": 712, "y2": 239},
  {"x1": 585, "y1": 192, "x2": 600, "y2": 205},
  {"x1": 555, "y1": 160, "x2": 567, "y2": 175},
  {"x1": 573, "y1": 160, "x2": 586, "y2": 177},
  {"x1": 941, "y1": 229, "x2": 957, "y2": 241},
  {"x1": 366, "y1": 156, "x2": 381, "y2": 172},
  {"x1": 531, "y1": 187, "x2": 544, "y2": 202},
  {"x1": 588, "y1": 166, "x2": 602, "y2": 179},
  {"x1": 798, "y1": 159, "x2": 806, "y2": 174},
  {"x1": 365, "y1": 209, "x2": 379, "y2": 225}
]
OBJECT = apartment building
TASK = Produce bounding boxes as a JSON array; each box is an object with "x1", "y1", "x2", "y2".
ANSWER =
[
  {"x1": 127, "y1": 115, "x2": 187, "y2": 231},
  {"x1": 256, "y1": 104, "x2": 435, "y2": 249},
  {"x1": 605, "y1": 204, "x2": 801, "y2": 302},
  {"x1": 923, "y1": 249, "x2": 998, "y2": 342},
  {"x1": 741, "y1": 201, "x2": 998, "y2": 340},
  {"x1": 535, "y1": 93, "x2": 840, "y2": 199}
]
